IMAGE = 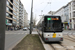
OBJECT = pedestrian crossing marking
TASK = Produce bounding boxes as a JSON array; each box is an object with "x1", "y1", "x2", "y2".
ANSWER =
[{"x1": 6, "y1": 33, "x2": 25, "y2": 34}]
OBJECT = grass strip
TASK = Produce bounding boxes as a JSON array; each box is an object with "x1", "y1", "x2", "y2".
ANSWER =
[{"x1": 12, "y1": 34, "x2": 45, "y2": 50}]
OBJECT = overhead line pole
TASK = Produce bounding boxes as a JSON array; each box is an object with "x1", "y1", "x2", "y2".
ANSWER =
[
  {"x1": 30, "y1": 0, "x2": 33, "y2": 34},
  {"x1": 0, "y1": 0, "x2": 6, "y2": 50}
]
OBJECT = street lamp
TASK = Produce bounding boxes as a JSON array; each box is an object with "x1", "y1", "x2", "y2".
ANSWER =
[{"x1": 30, "y1": 0, "x2": 33, "y2": 34}]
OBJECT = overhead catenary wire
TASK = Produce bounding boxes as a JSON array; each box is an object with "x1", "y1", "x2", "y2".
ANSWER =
[
  {"x1": 34, "y1": 0, "x2": 52, "y2": 15},
  {"x1": 42, "y1": 3, "x2": 48, "y2": 11},
  {"x1": 34, "y1": 0, "x2": 50, "y2": 12},
  {"x1": 41, "y1": 0, "x2": 52, "y2": 13},
  {"x1": 33, "y1": 1, "x2": 46, "y2": 13},
  {"x1": 34, "y1": 1, "x2": 45, "y2": 8},
  {"x1": 34, "y1": 0, "x2": 51, "y2": 11}
]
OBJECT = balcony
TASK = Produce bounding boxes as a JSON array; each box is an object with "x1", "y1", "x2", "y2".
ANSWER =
[
  {"x1": 8, "y1": 0, "x2": 13, "y2": 5},
  {"x1": 6, "y1": 10, "x2": 13, "y2": 15},
  {"x1": 7, "y1": 5, "x2": 13, "y2": 10},
  {"x1": 72, "y1": 17, "x2": 75, "y2": 19},
  {"x1": 73, "y1": 7, "x2": 75, "y2": 10},
  {"x1": 13, "y1": 19, "x2": 16, "y2": 22},
  {"x1": 6, "y1": 16, "x2": 13, "y2": 20}
]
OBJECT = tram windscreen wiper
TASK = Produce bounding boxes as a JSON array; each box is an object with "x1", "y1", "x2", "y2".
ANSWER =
[{"x1": 44, "y1": 20, "x2": 62, "y2": 32}]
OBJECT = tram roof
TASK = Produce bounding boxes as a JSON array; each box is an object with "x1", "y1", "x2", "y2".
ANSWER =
[{"x1": 43, "y1": 15, "x2": 61, "y2": 17}]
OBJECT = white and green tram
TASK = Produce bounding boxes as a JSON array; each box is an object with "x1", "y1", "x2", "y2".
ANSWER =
[{"x1": 38, "y1": 15, "x2": 63, "y2": 42}]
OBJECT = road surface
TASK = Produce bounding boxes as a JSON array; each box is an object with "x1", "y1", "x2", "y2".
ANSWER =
[{"x1": 5, "y1": 30, "x2": 29, "y2": 50}]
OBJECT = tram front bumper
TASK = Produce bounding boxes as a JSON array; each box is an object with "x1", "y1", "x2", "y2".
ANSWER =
[{"x1": 44, "y1": 37, "x2": 63, "y2": 42}]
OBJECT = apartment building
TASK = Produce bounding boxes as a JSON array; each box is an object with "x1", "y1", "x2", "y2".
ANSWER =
[
  {"x1": 6, "y1": 0, "x2": 20, "y2": 30},
  {"x1": 13, "y1": 0, "x2": 20, "y2": 29},
  {"x1": 69, "y1": 0, "x2": 75, "y2": 29},
  {"x1": 6, "y1": 0, "x2": 14, "y2": 30},
  {"x1": 48, "y1": 0, "x2": 75, "y2": 30},
  {"x1": 48, "y1": 11, "x2": 55, "y2": 15},
  {"x1": 54, "y1": 6, "x2": 66, "y2": 22},
  {"x1": 13, "y1": 0, "x2": 20, "y2": 27},
  {"x1": 19, "y1": 1, "x2": 24, "y2": 28},
  {"x1": 6, "y1": 0, "x2": 28, "y2": 30},
  {"x1": 54, "y1": 6, "x2": 68, "y2": 29},
  {"x1": 23, "y1": 9, "x2": 28, "y2": 27}
]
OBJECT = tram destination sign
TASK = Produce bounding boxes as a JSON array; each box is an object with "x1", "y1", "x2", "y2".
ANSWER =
[{"x1": 47, "y1": 18, "x2": 59, "y2": 20}]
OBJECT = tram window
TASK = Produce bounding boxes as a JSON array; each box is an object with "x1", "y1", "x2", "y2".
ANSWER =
[{"x1": 44, "y1": 16, "x2": 62, "y2": 32}]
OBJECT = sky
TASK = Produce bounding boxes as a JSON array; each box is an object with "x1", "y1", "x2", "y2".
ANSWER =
[{"x1": 21, "y1": 0, "x2": 72, "y2": 23}]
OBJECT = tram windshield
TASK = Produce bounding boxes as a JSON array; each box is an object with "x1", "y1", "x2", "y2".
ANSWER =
[{"x1": 44, "y1": 16, "x2": 62, "y2": 32}]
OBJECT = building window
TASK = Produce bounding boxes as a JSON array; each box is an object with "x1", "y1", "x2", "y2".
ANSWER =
[
  {"x1": 13, "y1": 8, "x2": 16, "y2": 11},
  {"x1": 70, "y1": 19, "x2": 71, "y2": 22},
  {"x1": 7, "y1": 1, "x2": 9, "y2": 5},
  {"x1": 6, "y1": 7, "x2": 9, "y2": 11},
  {"x1": 73, "y1": 1, "x2": 75, "y2": 5},
  {"x1": 10, "y1": 0, "x2": 13, "y2": 3},
  {"x1": 73, "y1": 11, "x2": 75, "y2": 17},
  {"x1": 6, "y1": 13, "x2": 9, "y2": 17},
  {"x1": 13, "y1": 16, "x2": 16, "y2": 20}
]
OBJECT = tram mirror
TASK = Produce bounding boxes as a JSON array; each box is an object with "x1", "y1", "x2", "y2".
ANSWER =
[{"x1": 61, "y1": 23, "x2": 64, "y2": 28}]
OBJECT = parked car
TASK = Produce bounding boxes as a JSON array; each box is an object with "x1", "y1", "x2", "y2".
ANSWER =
[{"x1": 23, "y1": 27, "x2": 28, "y2": 31}]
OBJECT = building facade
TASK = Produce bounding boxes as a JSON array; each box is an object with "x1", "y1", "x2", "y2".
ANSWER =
[
  {"x1": 48, "y1": 11, "x2": 55, "y2": 15},
  {"x1": 13, "y1": 0, "x2": 20, "y2": 29},
  {"x1": 54, "y1": 6, "x2": 66, "y2": 23},
  {"x1": 19, "y1": 1, "x2": 24, "y2": 28},
  {"x1": 23, "y1": 9, "x2": 28, "y2": 27},
  {"x1": 6, "y1": 0, "x2": 15, "y2": 30},
  {"x1": 48, "y1": 0, "x2": 75, "y2": 30},
  {"x1": 69, "y1": 0, "x2": 75, "y2": 29},
  {"x1": 6, "y1": 0, "x2": 28, "y2": 30}
]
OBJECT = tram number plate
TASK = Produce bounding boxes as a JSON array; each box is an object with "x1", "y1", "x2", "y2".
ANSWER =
[{"x1": 53, "y1": 33, "x2": 56, "y2": 38}]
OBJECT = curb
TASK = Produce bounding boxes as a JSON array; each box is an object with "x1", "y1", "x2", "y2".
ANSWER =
[
  {"x1": 38, "y1": 31, "x2": 52, "y2": 50},
  {"x1": 38, "y1": 33, "x2": 46, "y2": 50}
]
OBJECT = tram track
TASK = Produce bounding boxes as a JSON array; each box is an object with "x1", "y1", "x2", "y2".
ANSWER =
[
  {"x1": 37, "y1": 30, "x2": 67, "y2": 50},
  {"x1": 49, "y1": 42, "x2": 75, "y2": 50},
  {"x1": 49, "y1": 43, "x2": 68, "y2": 50},
  {"x1": 37, "y1": 30, "x2": 75, "y2": 50},
  {"x1": 68, "y1": 32, "x2": 75, "y2": 38},
  {"x1": 63, "y1": 32, "x2": 75, "y2": 42}
]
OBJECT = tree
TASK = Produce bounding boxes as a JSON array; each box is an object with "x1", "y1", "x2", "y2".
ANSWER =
[{"x1": 33, "y1": 15, "x2": 37, "y2": 27}]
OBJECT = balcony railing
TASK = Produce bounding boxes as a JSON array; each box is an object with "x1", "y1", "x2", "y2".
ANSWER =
[
  {"x1": 72, "y1": 13, "x2": 75, "y2": 18},
  {"x1": 73, "y1": 8, "x2": 75, "y2": 10}
]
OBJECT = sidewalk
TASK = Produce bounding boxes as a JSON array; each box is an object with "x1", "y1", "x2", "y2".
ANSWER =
[{"x1": 32, "y1": 31, "x2": 38, "y2": 34}]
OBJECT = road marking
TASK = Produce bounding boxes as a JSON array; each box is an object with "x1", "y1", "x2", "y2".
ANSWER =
[{"x1": 6, "y1": 33, "x2": 24, "y2": 34}]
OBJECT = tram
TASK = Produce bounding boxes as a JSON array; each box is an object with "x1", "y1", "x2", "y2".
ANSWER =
[{"x1": 38, "y1": 15, "x2": 63, "y2": 42}]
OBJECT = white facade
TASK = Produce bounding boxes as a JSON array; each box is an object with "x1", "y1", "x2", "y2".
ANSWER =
[
  {"x1": 68, "y1": 0, "x2": 75, "y2": 29},
  {"x1": 19, "y1": 1, "x2": 23, "y2": 28},
  {"x1": 48, "y1": 11, "x2": 55, "y2": 15},
  {"x1": 23, "y1": 8, "x2": 28, "y2": 27},
  {"x1": 54, "y1": 7, "x2": 66, "y2": 22},
  {"x1": 50, "y1": 0, "x2": 75, "y2": 29}
]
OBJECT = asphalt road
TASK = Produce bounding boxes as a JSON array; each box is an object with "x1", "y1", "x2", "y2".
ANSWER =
[{"x1": 5, "y1": 30, "x2": 29, "y2": 50}]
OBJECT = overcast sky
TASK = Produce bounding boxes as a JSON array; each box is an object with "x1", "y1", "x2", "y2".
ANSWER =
[{"x1": 21, "y1": 0, "x2": 72, "y2": 22}]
